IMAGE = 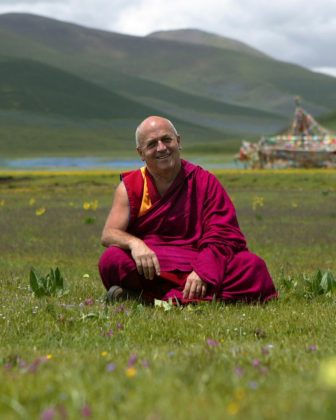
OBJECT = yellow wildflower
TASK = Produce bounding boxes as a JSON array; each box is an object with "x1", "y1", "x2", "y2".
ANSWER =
[
  {"x1": 101, "y1": 351, "x2": 108, "y2": 357},
  {"x1": 83, "y1": 202, "x2": 91, "y2": 210},
  {"x1": 226, "y1": 401, "x2": 239, "y2": 415},
  {"x1": 125, "y1": 367, "x2": 137, "y2": 378},
  {"x1": 46, "y1": 354, "x2": 53, "y2": 360},
  {"x1": 234, "y1": 388, "x2": 246, "y2": 401},
  {"x1": 252, "y1": 196, "x2": 264, "y2": 211},
  {"x1": 91, "y1": 200, "x2": 99, "y2": 211},
  {"x1": 29, "y1": 198, "x2": 36, "y2": 206},
  {"x1": 35, "y1": 207, "x2": 46, "y2": 216},
  {"x1": 319, "y1": 357, "x2": 336, "y2": 389},
  {"x1": 0, "y1": 199, "x2": 5, "y2": 207}
]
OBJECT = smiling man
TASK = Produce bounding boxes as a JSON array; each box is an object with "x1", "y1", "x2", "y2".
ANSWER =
[{"x1": 98, "y1": 116, "x2": 277, "y2": 304}]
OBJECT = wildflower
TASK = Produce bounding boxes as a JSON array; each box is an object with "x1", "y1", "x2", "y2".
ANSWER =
[
  {"x1": 125, "y1": 367, "x2": 137, "y2": 378},
  {"x1": 307, "y1": 344, "x2": 318, "y2": 352},
  {"x1": 207, "y1": 338, "x2": 219, "y2": 347},
  {"x1": 106, "y1": 363, "x2": 116, "y2": 372},
  {"x1": 83, "y1": 202, "x2": 91, "y2": 210},
  {"x1": 252, "y1": 359, "x2": 261, "y2": 368},
  {"x1": 35, "y1": 207, "x2": 46, "y2": 216},
  {"x1": 291, "y1": 202, "x2": 298, "y2": 208},
  {"x1": 248, "y1": 381, "x2": 259, "y2": 390},
  {"x1": 91, "y1": 200, "x2": 99, "y2": 211},
  {"x1": 101, "y1": 351, "x2": 108, "y2": 357},
  {"x1": 81, "y1": 404, "x2": 92, "y2": 417},
  {"x1": 116, "y1": 322, "x2": 124, "y2": 330},
  {"x1": 83, "y1": 274, "x2": 90, "y2": 279},
  {"x1": 103, "y1": 329, "x2": 113, "y2": 337},
  {"x1": 226, "y1": 401, "x2": 239, "y2": 416},
  {"x1": 84, "y1": 298, "x2": 94, "y2": 306},
  {"x1": 319, "y1": 357, "x2": 336, "y2": 389},
  {"x1": 234, "y1": 366, "x2": 245, "y2": 377},
  {"x1": 46, "y1": 354, "x2": 53, "y2": 360},
  {"x1": 252, "y1": 196, "x2": 264, "y2": 211},
  {"x1": 128, "y1": 354, "x2": 138, "y2": 367},
  {"x1": 29, "y1": 198, "x2": 36, "y2": 206},
  {"x1": 40, "y1": 407, "x2": 56, "y2": 420},
  {"x1": 0, "y1": 199, "x2": 5, "y2": 207}
]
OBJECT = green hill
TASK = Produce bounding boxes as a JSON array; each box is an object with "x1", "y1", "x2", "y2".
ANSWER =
[
  {"x1": 147, "y1": 29, "x2": 268, "y2": 58},
  {"x1": 0, "y1": 12, "x2": 335, "y2": 118},
  {"x1": 0, "y1": 58, "x2": 158, "y2": 119}
]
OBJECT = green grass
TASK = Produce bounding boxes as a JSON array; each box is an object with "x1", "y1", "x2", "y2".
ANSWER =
[{"x1": 1, "y1": 169, "x2": 336, "y2": 419}]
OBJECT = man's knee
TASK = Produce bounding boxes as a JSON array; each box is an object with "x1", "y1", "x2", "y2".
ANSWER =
[
  {"x1": 233, "y1": 251, "x2": 268, "y2": 274},
  {"x1": 98, "y1": 246, "x2": 134, "y2": 285}
]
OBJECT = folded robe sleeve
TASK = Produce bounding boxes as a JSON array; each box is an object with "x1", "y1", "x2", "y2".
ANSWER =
[{"x1": 191, "y1": 173, "x2": 247, "y2": 287}]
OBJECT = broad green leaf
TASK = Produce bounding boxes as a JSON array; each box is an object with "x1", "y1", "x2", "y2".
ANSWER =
[{"x1": 29, "y1": 268, "x2": 39, "y2": 293}]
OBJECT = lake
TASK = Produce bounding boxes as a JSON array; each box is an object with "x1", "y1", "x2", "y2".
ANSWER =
[{"x1": 0, "y1": 157, "x2": 244, "y2": 170}]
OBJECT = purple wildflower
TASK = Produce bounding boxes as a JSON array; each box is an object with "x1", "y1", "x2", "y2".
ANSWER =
[
  {"x1": 207, "y1": 338, "x2": 219, "y2": 347},
  {"x1": 128, "y1": 354, "x2": 138, "y2": 367},
  {"x1": 234, "y1": 366, "x2": 245, "y2": 377},
  {"x1": 84, "y1": 298, "x2": 94, "y2": 306},
  {"x1": 248, "y1": 381, "x2": 259, "y2": 390},
  {"x1": 106, "y1": 329, "x2": 114, "y2": 337},
  {"x1": 307, "y1": 344, "x2": 318, "y2": 352},
  {"x1": 81, "y1": 404, "x2": 92, "y2": 417},
  {"x1": 106, "y1": 363, "x2": 117, "y2": 372},
  {"x1": 40, "y1": 407, "x2": 56, "y2": 420},
  {"x1": 116, "y1": 323, "x2": 124, "y2": 330},
  {"x1": 252, "y1": 359, "x2": 261, "y2": 368}
]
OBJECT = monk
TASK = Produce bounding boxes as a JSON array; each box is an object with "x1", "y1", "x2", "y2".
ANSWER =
[{"x1": 98, "y1": 116, "x2": 277, "y2": 304}]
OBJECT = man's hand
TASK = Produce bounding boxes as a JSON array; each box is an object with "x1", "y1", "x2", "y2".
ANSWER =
[
  {"x1": 183, "y1": 271, "x2": 207, "y2": 299},
  {"x1": 130, "y1": 239, "x2": 160, "y2": 280}
]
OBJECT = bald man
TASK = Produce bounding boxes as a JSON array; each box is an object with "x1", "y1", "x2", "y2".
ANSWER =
[{"x1": 98, "y1": 116, "x2": 277, "y2": 304}]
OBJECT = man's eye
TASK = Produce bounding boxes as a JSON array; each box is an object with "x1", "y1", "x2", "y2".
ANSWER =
[{"x1": 147, "y1": 142, "x2": 156, "y2": 149}]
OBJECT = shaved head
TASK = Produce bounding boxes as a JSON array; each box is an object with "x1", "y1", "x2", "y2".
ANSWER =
[{"x1": 135, "y1": 116, "x2": 178, "y2": 147}]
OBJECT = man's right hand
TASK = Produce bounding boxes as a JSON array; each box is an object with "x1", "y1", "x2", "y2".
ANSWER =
[{"x1": 130, "y1": 239, "x2": 161, "y2": 280}]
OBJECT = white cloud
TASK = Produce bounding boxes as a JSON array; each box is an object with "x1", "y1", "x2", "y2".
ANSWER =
[{"x1": 0, "y1": 0, "x2": 336, "y2": 68}]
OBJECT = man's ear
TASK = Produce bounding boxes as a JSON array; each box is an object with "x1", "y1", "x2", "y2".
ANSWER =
[
  {"x1": 137, "y1": 147, "x2": 145, "y2": 161},
  {"x1": 177, "y1": 135, "x2": 182, "y2": 150}
]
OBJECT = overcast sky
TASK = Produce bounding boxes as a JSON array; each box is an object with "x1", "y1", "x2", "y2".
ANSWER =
[{"x1": 1, "y1": 0, "x2": 336, "y2": 77}]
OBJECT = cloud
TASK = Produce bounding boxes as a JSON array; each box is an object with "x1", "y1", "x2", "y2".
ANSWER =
[{"x1": 0, "y1": 0, "x2": 335, "y2": 69}]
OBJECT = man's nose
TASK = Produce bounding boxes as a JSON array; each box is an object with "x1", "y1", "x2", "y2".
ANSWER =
[{"x1": 157, "y1": 140, "x2": 167, "y2": 151}]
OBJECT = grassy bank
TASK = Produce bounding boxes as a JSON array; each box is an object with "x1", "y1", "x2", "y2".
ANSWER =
[{"x1": 1, "y1": 169, "x2": 336, "y2": 419}]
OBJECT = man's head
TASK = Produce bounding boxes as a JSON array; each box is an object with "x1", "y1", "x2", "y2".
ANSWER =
[{"x1": 135, "y1": 116, "x2": 182, "y2": 176}]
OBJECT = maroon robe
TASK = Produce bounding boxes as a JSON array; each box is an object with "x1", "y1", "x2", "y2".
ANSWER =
[{"x1": 99, "y1": 160, "x2": 277, "y2": 303}]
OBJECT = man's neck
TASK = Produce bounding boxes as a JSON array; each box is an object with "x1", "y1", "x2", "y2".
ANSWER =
[{"x1": 147, "y1": 162, "x2": 182, "y2": 195}]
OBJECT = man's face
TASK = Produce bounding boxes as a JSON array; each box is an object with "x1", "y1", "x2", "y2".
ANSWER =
[{"x1": 137, "y1": 121, "x2": 181, "y2": 173}]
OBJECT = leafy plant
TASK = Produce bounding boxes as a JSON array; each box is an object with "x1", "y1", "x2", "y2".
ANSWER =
[
  {"x1": 304, "y1": 269, "x2": 336, "y2": 297},
  {"x1": 29, "y1": 267, "x2": 69, "y2": 298}
]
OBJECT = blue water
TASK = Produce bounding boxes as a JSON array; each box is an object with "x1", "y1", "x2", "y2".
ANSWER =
[{"x1": 0, "y1": 157, "x2": 243, "y2": 170}]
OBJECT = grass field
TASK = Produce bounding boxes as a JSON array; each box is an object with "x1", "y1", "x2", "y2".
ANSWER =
[{"x1": 1, "y1": 169, "x2": 336, "y2": 419}]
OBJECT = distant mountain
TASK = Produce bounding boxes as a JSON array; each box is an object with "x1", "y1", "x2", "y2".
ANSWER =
[
  {"x1": 0, "y1": 13, "x2": 335, "y2": 157},
  {"x1": 148, "y1": 29, "x2": 268, "y2": 58}
]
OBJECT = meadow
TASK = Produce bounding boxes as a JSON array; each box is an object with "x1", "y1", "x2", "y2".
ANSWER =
[{"x1": 1, "y1": 169, "x2": 336, "y2": 420}]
